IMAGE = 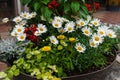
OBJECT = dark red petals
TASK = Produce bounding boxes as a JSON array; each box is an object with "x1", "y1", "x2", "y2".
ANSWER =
[{"x1": 48, "y1": 0, "x2": 59, "y2": 9}]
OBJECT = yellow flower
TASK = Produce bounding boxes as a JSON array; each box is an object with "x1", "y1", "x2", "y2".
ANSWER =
[
  {"x1": 41, "y1": 46, "x2": 51, "y2": 52},
  {"x1": 69, "y1": 37, "x2": 76, "y2": 42},
  {"x1": 57, "y1": 35, "x2": 65, "y2": 40},
  {"x1": 52, "y1": 77, "x2": 61, "y2": 80}
]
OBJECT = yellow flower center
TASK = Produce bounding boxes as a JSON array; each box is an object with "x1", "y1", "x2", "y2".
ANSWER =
[
  {"x1": 95, "y1": 36, "x2": 100, "y2": 41},
  {"x1": 16, "y1": 19, "x2": 20, "y2": 22},
  {"x1": 39, "y1": 28, "x2": 43, "y2": 31},
  {"x1": 17, "y1": 28, "x2": 22, "y2": 32},
  {"x1": 100, "y1": 31, "x2": 104, "y2": 35},
  {"x1": 90, "y1": 42, "x2": 95, "y2": 46},
  {"x1": 84, "y1": 30, "x2": 89, "y2": 34},
  {"x1": 77, "y1": 24, "x2": 80, "y2": 27},
  {"x1": 23, "y1": 14, "x2": 27, "y2": 17},
  {"x1": 57, "y1": 19, "x2": 61, "y2": 22},
  {"x1": 20, "y1": 36, "x2": 24, "y2": 40},
  {"x1": 57, "y1": 35, "x2": 65, "y2": 39},
  {"x1": 59, "y1": 29, "x2": 64, "y2": 33},
  {"x1": 51, "y1": 40, "x2": 55, "y2": 43},
  {"x1": 77, "y1": 46, "x2": 82, "y2": 51},
  {"x1": 28, "y1": 16, "x2": 31, "y2": 18},
  {"x1": 55, "y1": 24, "x2": 59, "y2": 27},
  {"x1": 80, "y1": 22, "x2": 84, "y2": 26},
  {"x1": 14, "y1": 32, "x2": 18, "y2": 36},
  {"x1": 94, "y1": 22, "x2": 98, "y2": 26},
  {"x1": 108, "y1": 33, "x2": 112, "y2": 37},
  {"x1": 41, "y1": 46, "x2": 51, "y2": 52},
  {"x1": 69, "y1": 38, "x2": 76, "y2": 42},
  {"x1": 68, "y1": 27, "x2": 72, "y2": 31}
]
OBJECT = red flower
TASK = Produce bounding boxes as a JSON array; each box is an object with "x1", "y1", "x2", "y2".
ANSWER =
[
  {"x1": 94, "y1": 2, "x2": 100, "y2": 10},
  {"x1": 48, "y1": 0, "x2": 59, "y2": 9},
  {"x1": 24, "y1": 24, "x2": 39, "y2": 44},
  {"x1": 24, "y1": 24, "x2": 37, "y2": 35},
  {"x1": 29, "y1": 24, "x2": 37, "y2": 34},
  {"x1": 29, "y1": 35, "x2": 39, "y2": 43},
  {"x1": 86, "y1": 4, "x2": 92, "y2": 11}
]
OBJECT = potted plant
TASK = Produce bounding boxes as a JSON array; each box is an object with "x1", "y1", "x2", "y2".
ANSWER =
[{"x1": 0, "y1": 0, "x2": 119, "y2": 80}]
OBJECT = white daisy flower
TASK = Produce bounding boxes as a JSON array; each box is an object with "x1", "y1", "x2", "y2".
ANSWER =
[
  {"x1": 49, "y1": 36, "x2": 59, "y2": 45},
  {"x1": 75, "y1": 43, "x2": 86, "y2": 53},
  {"x1": 30, "y1": 12, "x2": 37, "y2": 18},
  {"x1": 17, "y1": 33, "x2": 26, "y2": 41},
  {"x1": 58, "y1": 27, "x2": 65, "y2": 33},
  {"x1": 37, "y1": 24, "x2": 47, "y2": 34},
  {"x1": 82, "y1": 27, "x2": 92, "y2": 36},
  {"x1": 20, "y1": 12, "x2": 29, "y2": 19},
  {"x1": 106, "y1": 29, "x2": 116, "y2": 38},
  {"x1": 92, "y1": 33, "x2": 104, "y2": 44},
  {"x1": 64, "y1": 21, "x2": 75, "y2": 33},
  {"x1": 49, "y1": 19, "x2": 53, "y2": 24},
  {"x1": 14, "y1": 26, "x2": 25, "y2": 34},
  {"x1": 15, "y1": 24, "x2": 24, "y2": 27},
  {"x1": 62, "y1": 17, "x2": 69, "y2": 22},
  {"x1": 19, "y1": 20, "x2": 27, "y2": 26},
  {"x1": 11, "y1": 30, "x2": 18, "y2": 37},
  {"x1": 54, "y1": 16, "x2": 63, "y2": 22},
  {"x1": 76, "y1": 19, "x2": 86, "y2": 28},
  {"x1": 41, "y1": 15, "x2": 46, "y2": 21},
  {"x1": 91, "y1": 18, "x2": 100, "y2": 27},
  {"x1": 86, "y1": 15, "x2": 92, "y2": 22},
  {"x1": 52, "y1": 20, "x2": 62, "y2": 28},
  {"x1": 26, "y1": 13, "x2": 32, "y2": 19},
  {"x1": 89, "y1": 39, "x2": 99, "y2": 48},
  {"x1": 13, "y1": 16, "x2": 22, "y2": 23},
  {"x1": 34, "y1": 31, "x2": 41, "y2": 36},
  {"x1": 97, "y1": 26, "x2": 109, "y2": 37},
  {"x1": 2, "y1": 18, "x2": 9, "y2": 23}
]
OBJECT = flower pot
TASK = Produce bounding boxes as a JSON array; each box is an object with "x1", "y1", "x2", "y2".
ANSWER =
[
  {"x1": 0, "y1": 61, "x2": 8, "y2": 71},
  {"x1": 13, "y1": 50, "x2": 117, "y2": 80}
]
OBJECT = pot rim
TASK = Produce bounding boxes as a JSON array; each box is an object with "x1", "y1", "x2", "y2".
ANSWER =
[
  {"x1": 19, "y1": 53, "x2": 116, "y2": 79},
  {"x1": 61, "y1": 50, "x2": 117, "y2": 79}
]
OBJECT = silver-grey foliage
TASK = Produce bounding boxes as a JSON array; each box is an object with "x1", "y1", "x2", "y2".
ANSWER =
[{"x1": 0, "y1": 38, "x2": 29, "y2": 62}]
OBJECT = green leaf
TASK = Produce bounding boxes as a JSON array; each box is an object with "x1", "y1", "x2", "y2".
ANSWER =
[
  {"x1": 3, "y1": 77, "x2": 10, "y2": 80},
  {"x1": 41, "y1": 7, "x2": 52, "y2": 21},
  {"x1": 41, "y1": 0, "x2": 51, "y2": 5},
  {"x1": 36, "y1": 74, "x2": 41, "y2": 79},
  {"x1": 64, "y1": 3, "x2": 71, "y2": 13},
  {"x1": 71, "y1": 1, "x2": 80, "y2": 14},
  {"x1": 26, "y1": 54, "x2": 32, "y2": 59},
  {"x1": 34, "y1": 2, "x2": 40, "y2": 11},
  {"x1": 11, "y1": 65, "x2": 16, "y2": 71},
  {"x1": 58, "y1": 67, "x2": 63, "y2": 77},
  {"x1": 8, "y1": 70, "x2": 13, "y2": 78},
  {"x1": 80, "y1": 5, "x2": 89, "y2": 15},
  {"x1": 37, "y1": 54, "x2": 42, "y2": 60},
  {"x1": 80, "y1": 10, "x2": 87, "y2": 19},
  {"x1": 20, "y1": 0, "x2": 31, "y2": 5},
  {"x1": 13, "y1": 69, "x2": 20, "y2": 76}
]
